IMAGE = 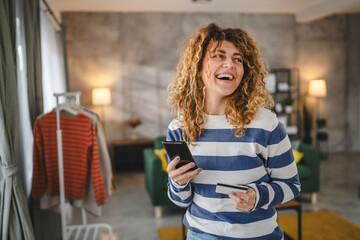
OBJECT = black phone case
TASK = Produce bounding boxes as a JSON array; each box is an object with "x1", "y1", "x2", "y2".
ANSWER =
[{"x1": 162, "y1": 141, "x2": 197, "y2": 171}]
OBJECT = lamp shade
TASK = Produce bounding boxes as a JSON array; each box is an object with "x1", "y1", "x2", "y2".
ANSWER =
[
  {"x1": 92, "y1": 87, "x2": 111, "y2": 105},
  {"x1": 308, "y1": 79, "x2": 327, "y2": 97}
]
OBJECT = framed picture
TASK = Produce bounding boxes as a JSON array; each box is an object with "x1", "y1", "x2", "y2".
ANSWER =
[
  {"x1": 275, "y1": 102, "x2": 284, "y2": 114},
  {"x1": 277, "y1": 82, "x2": 290, "y2": 92},
  {"x1": 265, "y1": 73, "x2": 277, "y2": 94},
  {"x1": 286, "y1": 126, "x2": 298, "y2": 135},
  {"x1": 278, "y1": 115, "x2": 287, "y2": 128}
]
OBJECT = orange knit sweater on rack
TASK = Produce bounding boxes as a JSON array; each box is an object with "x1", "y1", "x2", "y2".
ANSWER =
[{"x1": 31, "y1": 111, "x2": 106, "y2": 205}]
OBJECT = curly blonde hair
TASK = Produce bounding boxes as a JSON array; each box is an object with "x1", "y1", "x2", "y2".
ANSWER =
[{"x1": 168, "y1": 23, "x2": 273, "y2": 144}]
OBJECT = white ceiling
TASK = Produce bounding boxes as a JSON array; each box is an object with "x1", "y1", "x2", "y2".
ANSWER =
[{"x1": 51, "y1": 0, "x2": 360, "y2": 23}]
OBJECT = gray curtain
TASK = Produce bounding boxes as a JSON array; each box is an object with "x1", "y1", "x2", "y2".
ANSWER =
[
  {"x1": 0, "y1": 0, "x2": 35, "y2": 239},
  {"x1": 24, "y1": 0, "x2": 43, "y2": 127}
]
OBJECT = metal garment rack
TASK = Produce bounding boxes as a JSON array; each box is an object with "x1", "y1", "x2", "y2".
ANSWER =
[{"x1": 54, "y1": 92, "x2": 112, "y2": 240}]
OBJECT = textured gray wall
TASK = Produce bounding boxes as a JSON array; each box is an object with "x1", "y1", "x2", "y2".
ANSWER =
[
  {"x1": 295, "y1": 15, "x2": 348, "y2": 152},
  {"x1": 346, "y1": 14, "x2": 360, "y2": 151},
  {"x1": 295, "y1": 14, "x2": 360, "y2": 151},
  {"x1": 62, "y1": 12, "x2": 359, "y2": 152}
]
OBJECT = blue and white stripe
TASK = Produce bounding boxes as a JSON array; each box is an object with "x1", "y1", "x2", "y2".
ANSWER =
[{"x1": 167, "y1": 107, "x2": 300, "y2": 239}]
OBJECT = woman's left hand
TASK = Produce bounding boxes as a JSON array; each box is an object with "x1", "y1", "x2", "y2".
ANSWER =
[{"x1": 228, "y1": 187, "x2": 256, "y2": 212}]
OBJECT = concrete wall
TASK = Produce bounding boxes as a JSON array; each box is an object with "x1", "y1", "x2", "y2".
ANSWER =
[
  {"x1": 346, "y1": 14, "x2": 360, "y2": 151},
  {"x1": 62, "y1": 12, "x2": 359, "y2": 152},
  {"x1": 295, "y1": 15, "x2": 348, "y2": 151}
]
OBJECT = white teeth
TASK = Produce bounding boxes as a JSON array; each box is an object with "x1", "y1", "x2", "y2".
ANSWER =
[{"x1": 216, "y1": 74, "x2": 234, "y2": 80}]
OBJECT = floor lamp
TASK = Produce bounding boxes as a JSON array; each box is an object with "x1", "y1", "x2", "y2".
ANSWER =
[
  {"x1": 308, "y1": 79, "x2": 327, "y2": 120},
  {"x1": 308, "y1": 79, "x2": 328, "y2": 159},
  {"x1": 92, "y1": 87, "x2": 112, "y2": 137}
]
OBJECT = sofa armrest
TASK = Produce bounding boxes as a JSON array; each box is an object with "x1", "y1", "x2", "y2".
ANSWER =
[
  {"x1": 299, "y1": 143, "x2": 320, "y2": 172},
  {"x1": 154, "y1": 136, "x2": 167, "y2": 150},
  {"x1": 298, "y1": 143, "x2": 320, "y2": 193},
  {"x1": 143, "y1": 148, "x2": 172, "y2": 206}
]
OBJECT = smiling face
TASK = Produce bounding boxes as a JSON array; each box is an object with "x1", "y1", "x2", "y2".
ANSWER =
[{"x1": 201, "y1": 40, "x2": 244, "y2": 106}]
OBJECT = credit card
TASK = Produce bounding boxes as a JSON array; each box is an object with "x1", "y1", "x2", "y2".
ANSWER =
[{"x1": 215, "y1": 183, "x2": 248, "y2": 195}]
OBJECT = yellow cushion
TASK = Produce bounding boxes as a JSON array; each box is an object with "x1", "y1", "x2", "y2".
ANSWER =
[
  {"x1": 154, "y1": 148, "x2": 168, "y2": 173},
  {"x1": 293, "y1": 149, "x2": 304, "y2": 164}
]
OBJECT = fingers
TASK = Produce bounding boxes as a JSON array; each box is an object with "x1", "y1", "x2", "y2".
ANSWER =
[
  {"x1": 228, "y1": 192, "x2": 247, "y2": 204},
  {"x1": 228, "y1": 188, "x2": 256, "y2": 212},
  {"x1": 172, "y1": 168, "x2": 202, "y2": 185},
  {"x1": 228, "y1": 194, "x2": 252, "y2": 212},
  {"x1": 167, "y1": 156, "x2": 202, "y2": 185},
  {"x1": 168, "y1": 158, "x2": 197, "y2": 179},
  {"x1": 167, "y1": 156, "x2": 180, "y2": 172}
]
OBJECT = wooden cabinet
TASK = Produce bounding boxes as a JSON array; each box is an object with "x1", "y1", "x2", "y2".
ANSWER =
[{"x1": 112, "y1": 139, "x2": 154, "y2": 172}]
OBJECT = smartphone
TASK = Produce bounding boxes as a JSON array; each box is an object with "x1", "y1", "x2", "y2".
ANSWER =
[{"x1": 162, "y1": 141, "x2": 197, "y2": 171}]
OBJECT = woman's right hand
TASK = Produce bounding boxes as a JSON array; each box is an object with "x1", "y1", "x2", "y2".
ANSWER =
[{"x1": 167, "y1": 156, "x2": 202, "y2": 185}]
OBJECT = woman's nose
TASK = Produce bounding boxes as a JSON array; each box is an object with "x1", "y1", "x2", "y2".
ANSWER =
[{"x1": 222, "y1": 58, "x2": 234, "y2": 68}]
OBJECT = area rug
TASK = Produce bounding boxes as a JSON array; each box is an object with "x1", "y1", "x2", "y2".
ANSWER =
[{"x1": 158, "y1": 210, "x2": 360, "y2": 240}]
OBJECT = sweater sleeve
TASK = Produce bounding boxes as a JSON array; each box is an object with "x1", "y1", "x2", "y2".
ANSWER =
[
  {"x1": 249, "y1": 121, "x2": 301, "y2": 210},
  {"x1": 166, "y1": 120, "x2": 193, "y2": 208},
  {"x1": 89, "y1": 123, "x2": 107, "y2": 205},
  {"x1": 31, "y1": 118, "x2": 46, "y2": 197},
  {"x1": 95, "y1": 120, "x2": 113, "y2": 196}
]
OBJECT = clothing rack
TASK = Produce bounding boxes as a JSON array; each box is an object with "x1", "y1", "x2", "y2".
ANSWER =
[{"x1": 54, "y1": 92, "x2": 112, "y2": 240}]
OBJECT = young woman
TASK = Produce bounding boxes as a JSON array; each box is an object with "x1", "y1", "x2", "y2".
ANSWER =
[{"x1": 166, "y1": 23, "x2": 300, "y2": 240}]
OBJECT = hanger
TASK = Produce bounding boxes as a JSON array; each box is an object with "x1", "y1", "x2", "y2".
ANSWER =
[
  {"x1": 67, "y1": 101, "x2": 83, "y2": 112},
  {"x1": 57, "y1": 102, "x2": 79, "y2": 115}
]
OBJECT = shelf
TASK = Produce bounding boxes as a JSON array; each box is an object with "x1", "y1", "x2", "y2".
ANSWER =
[{"x1": 268, "y1": 68, "x2": 301, "y2": 139}]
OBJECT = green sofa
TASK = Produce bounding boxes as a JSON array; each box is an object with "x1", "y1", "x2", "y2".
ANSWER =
[
  {"x1": 143, "y1": 136, "x2": 174, "y2": 218},
  {"x1": 296, "y1": 143, "x2": 320, "y2": 203}
]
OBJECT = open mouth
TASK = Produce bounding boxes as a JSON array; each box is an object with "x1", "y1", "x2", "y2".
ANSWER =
[{"x1": 216, "y1": 73, "x2": 234, "y2": 81}]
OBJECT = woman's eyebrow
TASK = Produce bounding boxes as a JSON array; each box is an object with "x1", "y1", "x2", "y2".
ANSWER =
[{"x1": 215, "y1": 49, "x2": 242, "y2": 56}]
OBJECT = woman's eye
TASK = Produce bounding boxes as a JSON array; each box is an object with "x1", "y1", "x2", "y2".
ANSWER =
[
  {"x1": 234, "y1": 58, "x2": 243, "y2": 63},
  {"x1": 211, "y1": 54, "x2": 223, "y2": 59}
]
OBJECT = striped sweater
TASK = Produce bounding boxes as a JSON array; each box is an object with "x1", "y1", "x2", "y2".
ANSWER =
[
  {"x1": 32, "y1": 111, "x2": 106, "y2": 205},
  {"x1": 167, "y1": 108, "x2": 300, "y2": 240}
]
